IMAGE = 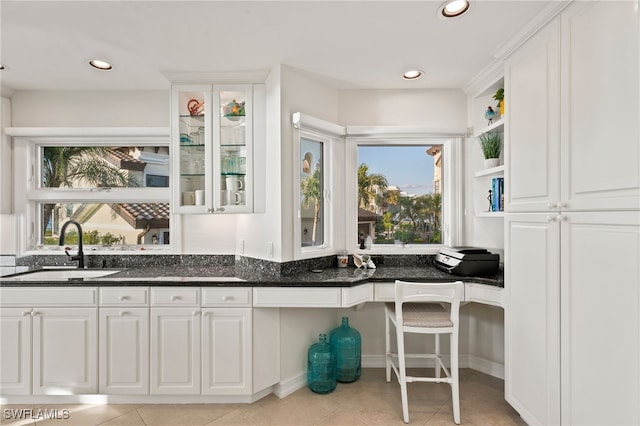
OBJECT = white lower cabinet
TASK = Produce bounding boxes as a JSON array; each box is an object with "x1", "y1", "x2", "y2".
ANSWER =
[
  {"x1": 0, "y1": 308, "x2": 32, "y2": 395},
  {"x1": 150, "y1": 307, "x2": 202, "y2": 395},
  {"x1": 202, "y1": 308, "x2": 252, "y2": 395},
  {"x1": 506, "y1": 211, "x2": 640, "y2": 425},
  {"x1": 32, "y1": 308, "x2": 98, "y2": 395},
  {"x1": 99, "y1": 307, "x2": 149, "y2": 394}
]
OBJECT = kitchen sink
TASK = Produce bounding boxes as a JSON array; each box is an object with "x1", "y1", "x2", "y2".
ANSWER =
[{"x1": 3, "y1": 269, "x2": 120, "y2": 281}]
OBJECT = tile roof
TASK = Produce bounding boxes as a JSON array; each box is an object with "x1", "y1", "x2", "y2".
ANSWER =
[
  {"x1": 105, "y1": 148, "x2": 147, "y2": 172},
  {"x1": 111, "y1": 203, "x2": 170, "y2": 229}
]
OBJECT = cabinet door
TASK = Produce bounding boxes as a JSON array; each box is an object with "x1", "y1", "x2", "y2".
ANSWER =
[
  {"x1": 201, "y1": 308, "x2": 252, "y2": 395},
  {"x1": 172, "y1": 84, "x2": 212, "y2": 214},
  {"x1": 0, "y1": 308, "x2": 31, "y2": 395},
  {"x1": 504, "y1": 213, "x2": 560, "y2": 425},
  {"x1": 213, "y1": 84, "x2": 254, "y2": 213},
  {"x1": 99, "y1": 307, "x2": 149, "y2": 394},
  {"x1": 505, "y1": 19, "x2": 561, "y2": 212},
  {"x1": 560, "y1": 211, "x2": 640, "y2": 425},
  {"x1": 560, "y1": 1, "x2": 639, "y2": 211},
  {"x1": 150, "y1": 308, "x2": 201, "y2": 394},
  {"x1": 32, "y1": 308, "x2": 98, "y2": 395}
]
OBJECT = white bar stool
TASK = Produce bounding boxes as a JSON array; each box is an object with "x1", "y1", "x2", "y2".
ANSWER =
[{"x1": 384, "y1": 280, "x2": 464, "y2": 424}]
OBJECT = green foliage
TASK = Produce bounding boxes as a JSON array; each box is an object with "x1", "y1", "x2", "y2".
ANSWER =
[
  {"x1": 493, "y1": 88, "x2": 504, "y2": 107},
  {"x1": 478, "y1": 132, "x2": 502, "y2": 159},
  {"x1": 357, "y1": 163, "x2": 388, "y2": 209},
  {"x1": 44, "y1": 229, "x2": 123, "y2": 246}
]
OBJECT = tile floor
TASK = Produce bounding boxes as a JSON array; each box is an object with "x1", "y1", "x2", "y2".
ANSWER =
[{"x1": 1, "y1": 369, "x2": 526, "y2": 426}]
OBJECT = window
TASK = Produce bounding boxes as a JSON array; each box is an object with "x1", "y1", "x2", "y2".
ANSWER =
[
  {"x1": 15, "y1": 134, "x2": 172, "y2": 253},
  {"x1": 292, "y1": 113, "x2": 344, "y2": 259},
  {"x1": 346, "y1": 135, "x2": 463, "y2": 254}
]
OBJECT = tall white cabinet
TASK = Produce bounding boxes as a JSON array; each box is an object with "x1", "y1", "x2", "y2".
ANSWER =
[{"x1": 504, "y1": 2, "x2": 640, "y2": 425}]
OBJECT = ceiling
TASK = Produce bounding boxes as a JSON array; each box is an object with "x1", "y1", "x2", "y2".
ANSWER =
[{"x1": 0, "y1": 1, "x2": 552, "y2": 92}]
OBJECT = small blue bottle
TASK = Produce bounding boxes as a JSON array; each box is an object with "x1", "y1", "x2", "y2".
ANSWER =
[
  {"x1": 330, "y1": 316, "x2": 361, "y2": 382},
  {"x1": 307, "y1": 333, "x2": 336, "y2": 394}
]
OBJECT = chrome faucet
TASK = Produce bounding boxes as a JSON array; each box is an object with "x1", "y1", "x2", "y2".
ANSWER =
[{"x1": 59, "y1": 220, "x2": 85, "y2": 269}]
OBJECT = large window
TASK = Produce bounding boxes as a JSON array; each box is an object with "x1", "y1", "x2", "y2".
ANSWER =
[
  {"x1": 346, "y1": 135, "x2": 462, "y2": 254},
  {"x1": 15, "y1": 134, "x2": 172, "y2": 253},
  {"x1": 300, "y1": 138, "x2": 325, "y2": 248},
  {"x1": 357, "y1": 145, "x2": 442, "y2": 246}
]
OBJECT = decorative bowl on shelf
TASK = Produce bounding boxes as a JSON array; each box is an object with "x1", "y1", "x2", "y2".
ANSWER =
[{"x1": 222, "y1": 99, "x2": 245, "y2": 120}]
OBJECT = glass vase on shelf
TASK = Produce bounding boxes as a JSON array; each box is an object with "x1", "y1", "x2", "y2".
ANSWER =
[
  {"x1": 307, "y1": 333, "x2": 336, "y2": 394},
  {"x1": 329, "y1": 317, "x2": 361, "y2": 383}
]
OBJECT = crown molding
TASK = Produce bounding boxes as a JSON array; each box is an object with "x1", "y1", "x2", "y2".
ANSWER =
[
  {"x1": 162, "y1": 69, "x2": 270, "y2": 84},
  {"x1": 463, "y1": 0, "x2": 572, "y2": 96}
]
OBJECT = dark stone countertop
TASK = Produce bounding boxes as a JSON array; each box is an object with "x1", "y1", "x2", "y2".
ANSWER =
[{"x1": 0, "y1": 265, "x2": 503, "y2": 288}]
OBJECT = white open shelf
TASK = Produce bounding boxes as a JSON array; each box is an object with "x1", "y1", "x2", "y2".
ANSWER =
[
  {"x1": 476, "y1": 211, "x2": 505, "y2": 218},
  {"x1": 474, "y1": 118, "x2": 504, "y2": 137},
  {"x1": 475, "y1": 165, "x2": 505, "y2": 178}
]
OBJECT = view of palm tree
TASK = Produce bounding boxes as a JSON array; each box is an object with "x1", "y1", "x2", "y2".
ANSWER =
[{"x1": 358, "y1": 161, "x2": 442, "y2": 245}]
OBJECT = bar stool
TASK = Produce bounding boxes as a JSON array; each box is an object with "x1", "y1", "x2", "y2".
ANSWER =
[{"x1": 384, "y1": 280, "x2": 464, "y2": 424}]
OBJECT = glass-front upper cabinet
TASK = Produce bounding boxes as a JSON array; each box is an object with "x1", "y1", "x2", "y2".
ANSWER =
[
  {"x1": 213, "y1": 85, "x2": 253, "y2": 213},
  {"x1": 171, "y1": 83, "x2": 260, "y2": 214}
]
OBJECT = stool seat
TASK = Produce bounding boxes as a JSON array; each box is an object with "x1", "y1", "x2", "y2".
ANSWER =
[
  {"x1": 385, "y1": 280, "x2": 463, "y2": 424},
  {"x1": 384, "y1": 302, "x2": 452, "y2": 328}
]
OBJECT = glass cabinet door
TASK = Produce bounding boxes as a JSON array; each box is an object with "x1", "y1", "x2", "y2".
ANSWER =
[
  {"x1": 214, "y1": 85, "x2": 253, "y2": 212},
  {"x1": 172, "y1": 85, "x2": 212, "y2": 212}
]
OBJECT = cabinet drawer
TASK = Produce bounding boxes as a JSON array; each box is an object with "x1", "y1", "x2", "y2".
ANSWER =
[
  {"x1": 202, "y1": 287, "x2": 251, "y2": 307},
  {"x1": 151, "y1": 287, "x2": 200, "y2": 306},
  {"x1": 465, "y1": 283, "x2": 503, "y2": 307},
  {"x1": 342, "y1": 284, "x2": 373, "y2": 307},
  {"x1": 373, "y1": 283, "x2": 396, "y2": 302},
  {"x1": 100, "y1": 287, "x2": 149, "y2": 306},
  {"x1": 253, "y1": 287, "x2": 341, "y2": 307},
  {"x1": 0, "y1": 287, "x2": 98, "y2": 306}
]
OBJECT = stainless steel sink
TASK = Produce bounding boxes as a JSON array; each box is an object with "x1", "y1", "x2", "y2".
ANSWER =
[{"x1": 3, "y1": 269, "x2": 120, "y2": 281}]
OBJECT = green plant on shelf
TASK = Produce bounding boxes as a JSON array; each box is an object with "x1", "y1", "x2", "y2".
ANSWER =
[{"x1": 478, "y1": 132, "x2": 502, "y2": 159}]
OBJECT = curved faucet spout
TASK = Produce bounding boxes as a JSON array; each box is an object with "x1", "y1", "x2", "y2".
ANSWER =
[{"x1": 59, "y1": 220, "x2": 85, "y2": 269}]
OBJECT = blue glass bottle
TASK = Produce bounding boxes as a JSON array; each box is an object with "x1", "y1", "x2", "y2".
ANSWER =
[
  {"x1": 307, "y1": 333, "x2": 336, "y2": 394},
  {"x1": 329, "y1": 316, "x2": 361, "y2": 382}
]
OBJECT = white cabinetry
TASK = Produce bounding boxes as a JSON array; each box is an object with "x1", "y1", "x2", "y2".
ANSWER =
[
  {"x1": 99, "y1": 287, "x2": 150, "y2": 395},
  {"x1": 32, "y1": 308, "x2": 98, "y2": 395},
  {"x1": 504, "y1": 2, "x2": 639, "y2": 424},
  {"x1": 0, "y1": 308, "x2": 31, "y2": 395},
  {"x1": 150, "y1": 287, "x2": 202, "y2": 395},
  {"x1": 506, "y1": 1, "x2": 639, "y2": 213},
  {"x1": 0, "y1": 287, "x2": 98, "y2": 396},
  {"x1": 171, "y1": 83, "x2": 265, "y2": 214}
]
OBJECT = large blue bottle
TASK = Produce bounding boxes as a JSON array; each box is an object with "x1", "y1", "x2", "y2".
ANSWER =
[
  {"x1": 307, "y1": 333, "x2": 336, "y2": 394},
  {"x1": 329, "y1": 316, "x2": 361, "y2": 382}
]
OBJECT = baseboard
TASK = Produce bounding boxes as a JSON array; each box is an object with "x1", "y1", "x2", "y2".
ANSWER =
[
  {"x1": 272, "y1": 372, "x2": 307, "y2": 399},
  {"x1": 467, "y1": 354, "x2": 504, "y2": 379}
]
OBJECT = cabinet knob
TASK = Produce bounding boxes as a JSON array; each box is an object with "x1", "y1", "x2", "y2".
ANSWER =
[
  {"x1": 222, "y1": 296, "x2": 233, "y2": 302},
  {"x1": 192, "y1": 310, "x2": 201, "y2": 316},
  {"x1": 548, "y1": 202, "x2": 559, "y2": 210},
  {"x1": 119, "y1": 295, "x2": 129, "y2": 301},
  {"x1": 119, "y1": 311, "x2": 128, "y2": 316},
  {"x1": 22, "y1": 311, "x2": 31, "y2": 317},
  {"x1": 30, "y1": 311, "x2": 39, "y2": 317},
  {"x1": 171, "y1": 295, "x2": 182, "y2": 301},
  {"x1": 547, "y1": 215, "x2": 558, "y2": 222},
  {"x1": 559, "y1": 215, "x2": 568, "y2": 222}
]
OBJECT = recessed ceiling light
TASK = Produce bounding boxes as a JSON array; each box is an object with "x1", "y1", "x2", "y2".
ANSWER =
[
  {"x1": 438, "y1": 0, "x2": 470, "y2": 18},
  {"x1": 89, "y1": 59, "x2": 113, "y2": 70},
  {"x1": 403, "y1": 70, "x2": 423, "y2": 80}
]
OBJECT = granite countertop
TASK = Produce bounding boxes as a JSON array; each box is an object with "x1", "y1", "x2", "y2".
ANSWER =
[{"x1": 0, "y1": 265, "x2": 503, "y2": 288}]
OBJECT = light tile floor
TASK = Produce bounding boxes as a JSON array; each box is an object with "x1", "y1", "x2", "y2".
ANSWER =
[{"x1": 1, "y1": 369, "x2": 526, "y2": 426}]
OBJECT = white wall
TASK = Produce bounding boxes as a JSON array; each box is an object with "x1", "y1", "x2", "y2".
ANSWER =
[{"x1": 339, "y1": 88, "x2": 467, "y2": 128}]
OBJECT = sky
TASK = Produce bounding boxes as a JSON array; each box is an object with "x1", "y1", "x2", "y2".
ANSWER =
[{"x1": 358, "y1": 146, "x2": 435, "y2": 196}]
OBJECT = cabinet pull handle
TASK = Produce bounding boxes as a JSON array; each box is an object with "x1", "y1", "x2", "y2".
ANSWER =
[
  {"x1": 222, "y1": 296, "x2": 233, "y2": 302},
  {"x1": 559, "y1": 215, "x2": 568, "y2": 222},
  {"x1": 30, "y1": 311, "x2": 39, "y2": 316},
  {"x1": 171, "y1": 295, "x2": 181, "y2": 301},
  {"x1": 22, "y1": 311, "x2": 31, "y2": 316},
  {"x1": 192, "y1": 310, "x2": 201, "y2": 316},
  {"x1": 119, "y1": 295, "x2": 129, "y2": 301},
  {"x1": 119, "y1": 311, "x2": 128, "y2": 316},
  {"x1": 548, "y1": 202, "x2": 558, "y2": 210},
  {"x1": 547, "y1": 215, "x2": 558, "y2": 222},
  {"x1": 202, "y1": 311, "x2": 210, "y2": 317}
]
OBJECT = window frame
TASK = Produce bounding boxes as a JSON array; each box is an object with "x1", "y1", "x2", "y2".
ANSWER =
[
  {"x1": 292, "y1": 113, "x2": 345, "y2": 260},
  {"x1": 345, "y1": 130, "x2": 464, "y2": 255},
  {"x1": 10, "y1": 129, "x2": 173, "y2": 254}
]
